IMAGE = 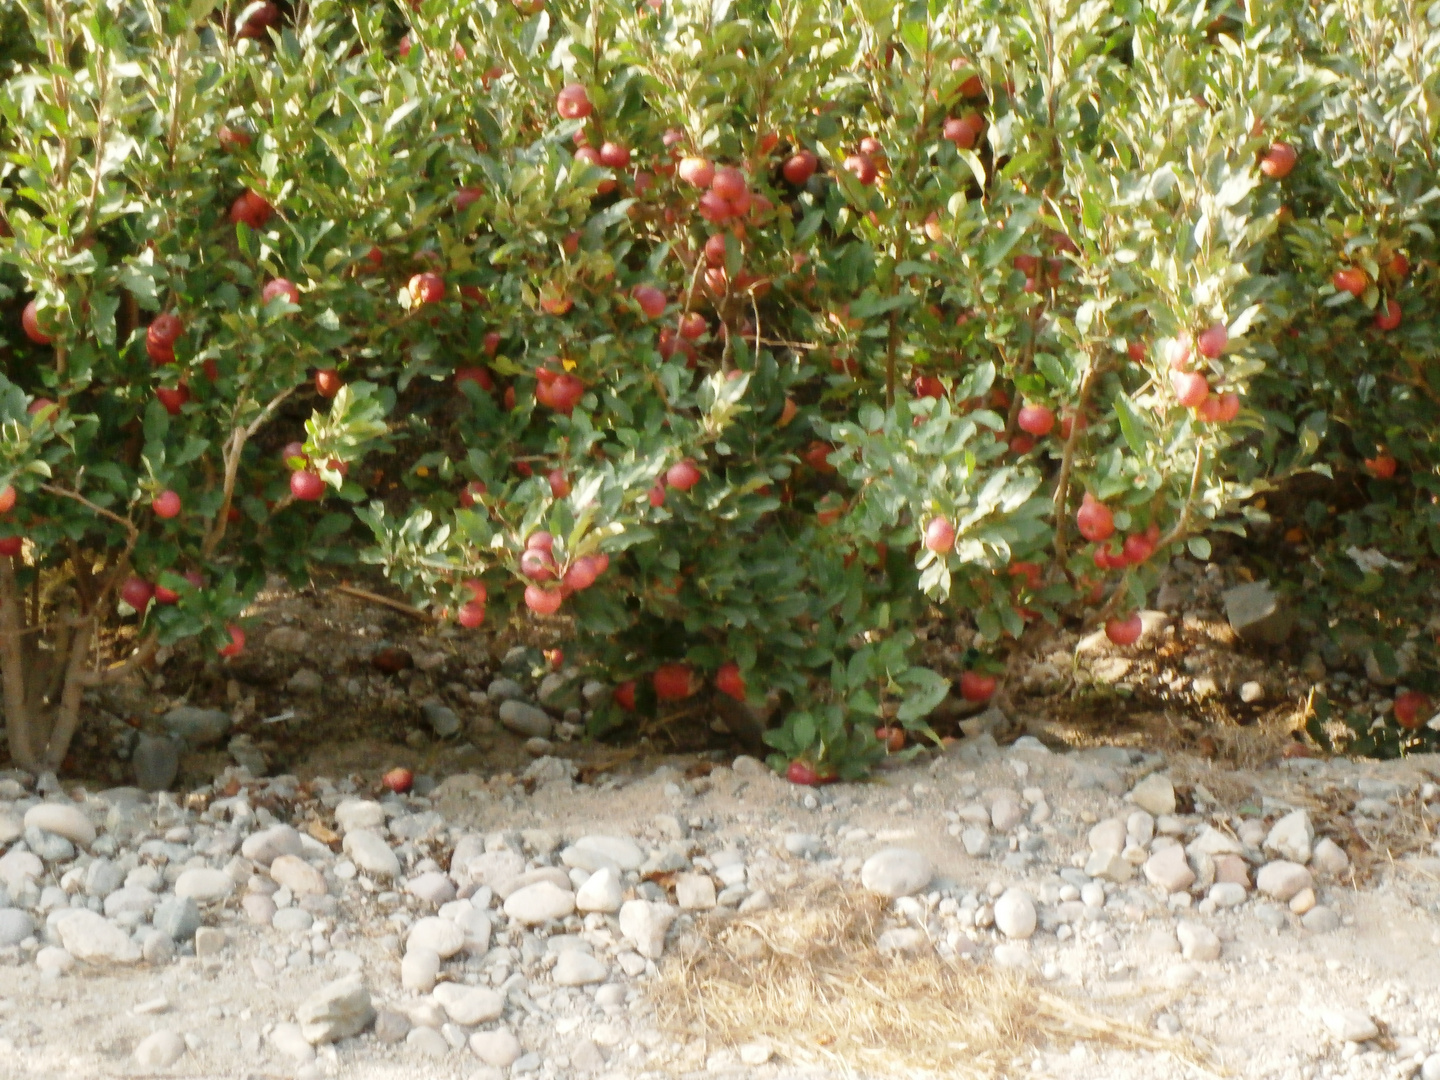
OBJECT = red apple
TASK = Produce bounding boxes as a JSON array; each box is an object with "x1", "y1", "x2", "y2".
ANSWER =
[
  {"x1": 458, "y1": 480, "x2": 487, "y2": 507},
  {"x1": 1076, "y1": 493, "x2": 1114, "y2": 542},
  {"x1": 1393, "y1": 690, "x2": 1431, "y2": 730},
  {"x1": 218, "y1": 625, "x2": 246, "y2": 657},
  {"x1": 633, "y1": 285, "x2": 666, "y2": 318},
  {"x1": 456, "y1": 601, "x2": 485, "y2": 629},
  {"x1": 262, "y1": 278, "x2": 299, "y2": 305},
  {"x1": 1171, "y1": 369, "x2": 1209, "y2": 408},
  {"x1": 314, "y1": 369, "x2": 342, "y2": 398},
  {"x1": 20, "y1": 300, "x2": 52, "y2": 344},
  {"x1": 843, "y1": 153, "x2": 877, "y2": 185},
  {"x1": 924, "y1": 516, "x2": 955, "y2": 553},
  {"x1": 786, "y1": 760, "x2": 820, "y2": 786},
  {"x1": 1016, "y1": 404, "x2": 1055, "y2": 436},
  {"x1": 156, "y1": 385, "x2": 190, "y2": 415},
  {"x1": 1122, "y1": 532, "x2": 1156, "y2": 564},
  {"x1": 290, "y1": 470, "x2": 324, "y2": 501},
  {"x1": 959, "y1": 670, "x2": 996, "y2": 703},
  {"x1": 715, "y1": 661, "x2": 746, "y2": 701},
  {"x1": 678, "y1": 156, "x2": 714, "y2": 188},
  {"x1": 1364, "y1": 454, "x2": 1397, "y2": 479},
  {"x1": 653, "y1": 662, "x2": 694, "y2": 701},
  {"x1": 1333, "y1": 267, "x2": 1368, "y2": 297},
  {"x1": 555, "y1": 83, "x2": 592, "y2": 119},
  {"x1": 520, "y1": 549, "x2": 556, "y2": 580},
  {"x1": 614, "y1": 680, "x2": 637, "y2": 710},
  {"x1": 455, "y1": 185, "x2": 483, "y2": 212},
  {"x1": 943, "y1": 113, "x2": 985, "y2": 149},
  {"x1": 875, "y1": 726, "x2": 905, "y2": 753},
  {"x1": 1375, "y1": 299, "x2": 1401, "y2": 331},
  {"x1": 229, "y1": 190, "x2": 273, "y2": 229},
  {"x1": 666, "y1": 459, "x2": 701, "y2": 491},
  {"x1": 547, "y1": 468, "x2": 570, "y2": 498},
  {"x1": 381, "y1": 766, "x2": 414, "y2": 794},
  {"x1": 154, "y1": 582, "x2": 180, "y2": 605},
  {"x1": 236, "y1": 1, "x2": 280, "y2": 39},
  {"x1": 409, "y1": 272, "x2": 445, "y2": 305},
  {"x1": 1388, "y1": 253, "x2": 1410, "y2": 280},
  {"x1": 0, "y1": 485, "x2": 14, "y2": 514},
  {"x1": 1258, "y1": 141, "x2": 1296, "y2": 179},
  {"x1": 217, "y1": 124, "x2": 251, "y2": 152},
  {"x1": 1196, "y1": 391, "x2": 1240, "y2": 423},
  {"x1": 563, "y1": 554, "x2": 602, "y2": 591},
  {"x1": 648, "y1": 483, "x2": 666, "y2": 508},
  {"x1": 1105, "y1": 614, "x2": 1143, "y2": 646},
  {"x1": 152, "y1": 490, "x2": 182, "y2": 519},
  {"x1": 1126, "y1": 339, "x2": 1147, "y2": 363},
  {"x1": 120, "y1": 577, "x2": 154, "y2": 611},
  {"x1": 782, "y1": 150, "x2": 817, "y2": 186},
  {"x1": 678, "y1": 312, "x2": 707, "y2": 340},
  {"x1": 1196, "y1": 321, "x2": 1228, "y2": 358}
]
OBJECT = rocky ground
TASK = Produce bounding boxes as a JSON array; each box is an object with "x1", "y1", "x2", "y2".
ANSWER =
[{"x1": 2, "y1": 693, "x2": 1440, "y2": 1080}]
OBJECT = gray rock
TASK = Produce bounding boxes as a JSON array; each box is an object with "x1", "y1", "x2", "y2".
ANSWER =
[
  {"x1": 373, "y1": 1009, "x2": 411, "y2": 1044},
  {"x1": 498, "y1": 701, "x2": 553, "y2": 739},
  {"x1": 24, "y1": 827, "x2": 74, "y2": 862},
  {"x1": 618, "y1": 900, "x2": 677, "y2": 959},
  {"x1": 432, "y1": 983, "x2": 504, "y2": 1026},
  {"x1": 1301, "y1": 906, "x2": 1341, "y2": 933},
  {"x1": 133, "y1": 1030, "x2": 186, "y2": 1068},
  {"x1": 227, "y1": 734, "x2": 267, "y2": 776},
  {"x1": 575, "y1": 866, "x2": 623, "y2": 914},
  {"x1": 993, "y1": 889, "x2": 1036, "y2": 940},
  {"x1": 1310, "y1": 838, "x2": 1350, "y2": 876},
  {"x1": 422, "y1": 702, "x2": 462, "y2": 739},
  {"x1": 503, "y1": 881, "x2": 575, "y2": 925},
  {"x1": 132, "y1": 735, "x2": 181, "y2": 793},
  {"x1": 161, "y1": 705, "x2": 233, "y2": 748},
  {"x1": 240, "y1": 824, "x2": 304, "y2": 866},
  {"x1": 53, "y1": 910, "x2": 142, "y2": 964},
  {"x1": 1222, "y1": 579, "x2": 1291, "y2": 646},
  {"x1": 287, "y1": 668, "x2": 324, "y2": 694},
  {"x1": 990, "y1": 796, "x2": 1025, "y2": 832},
  {"x1": 342, "y1": 829, "x2": 400, "y2": 878},
  {"x1": 271, "y1": 908, "x2": 313, "y2": 933},
  {"x1": 270, "y1": 855, "x2": 327, "y2": 896},
  {"x1": 553, "y1": 950, "x2": 608, "y2": 986},
  {"x1": 859, "y1": 848, "x2": 933, "y2": 898},
  {"x1": 84, "y1": 858, "x2": 124, "y2": 899},
  {"x1": 1128, "y1": 774, "x2": 1176, "y2": 816},
  {"x1": 962, "y1": 826, "x2": 990, "y2": 858},
  {"x1": 537, "y1": 671, "x2": 581, "y2": 711},
  {"x1": 486, "y1": 678, "x2": 527, "y2": 703},
  {"x1": 23, "y1": 803, "x2": 95, "y2": 847},
  {"x1": 567, "y1": 835, "x2": 645, "y2": 872},
  {"x1": 0, "y1": 909, "x2": 33, "y2": 947},
  {"x1": 469, "y1": 1028, "x2": 523, "y2": 1068},
  {"x1": 1256, "y1": 861, "x2": 1312, "y2": 902},
  {"x1": 1264, "y1": 810, "x2": 1314, "y2": 865},
  {"x1": 142, "y1": 929, "x2": 176, "y2": 965},
  {"x1": 297, "y1": 978, "x2": 374, "y2": 1044},
  {"x1": 174, "y1": 868, "x2": 233, "y2": 903}
]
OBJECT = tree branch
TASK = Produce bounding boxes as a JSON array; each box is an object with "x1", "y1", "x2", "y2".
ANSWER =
[{"x1": 40, "y1": 484, "x2": 137, "y2": 538}]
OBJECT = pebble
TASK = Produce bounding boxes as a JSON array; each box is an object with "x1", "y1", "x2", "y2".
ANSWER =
[
  {"x1": 272, "y1": 907, "x2": 313, "y2": 933},
  {"x1": 270, "y1": 1023, "x2": 316, "y2": 1063},
  {"x1": 1207, "y1": 882, "x2": 1247, "y2": 908},
  {"x1": 1311, "y1": 838, "x2": 1350, "y2": 875},
  {"x1": 23, "y1": 804, "x2": 95, "y2": 847},
  {"x1": 174, "y1": 868, "x2": 234, "y2": 904},
  {"x1": 402, "y1": 947, "x2": 441, "y2": 992},
  {"x1": 36, "y1": 946, "x2": 74, "y2": 976},
  {"x1": 993, "y1": 888, "x2": 1037, "y2": 939},
  {"x1": 194, "y1": 927, "x2": 227, "y2": 958},
  {"x1": 342, "y1": 829, "x2": 400, "y2": 878},
  {"x1": 1256, "y1": 861, "x2": 1313, "y2": 902},
  {"x1": 153, "y1": 897, "x2": 201, "y2": 942},
  {"x1": 1422, "y1": 1054, "x2": 1440, "y2": 1080},
  {"x1": 553, "y1": 950, "x2": 609, "y2": 986},
  {"x1": 859, "y1": 848, "x2": 933, "y2": 898},
  {"x1": 1302, "y1": 906, "x2": 1341, "y2": 933},
  {"x1": 675, "y1": 873, "x2": 717, "y2": 910},
  {"x1": 1176, "y1": 920, "x2": 1221, "y2": 961},
  {"x1": 407, "y1": 1025, "x2": 450, "y2": 1057},
  {"x1": 432, "y1": 983, "x2": 504, "y2": 1026},
  {"x1": 498, "y1": 700, "x2": 553, "y2": 739},
  {"x1": 132, "y1": 735, "x2": 181, "y2": 792},
  {"x1": 1264, "y1": 810, "x2": 1314, "y2": 864},
  {"x1": 1143, "y1": 845, "x2": 1195, "y2": 893},
  {"x1": 504, "y1": 881, "x2": 575, "y2": 925},
  {"x1": 469, "y1": 1028, "x2": 523, "y2": 1068},
  {"x1": 575, "y1": 866, "x2": 624, "y2": 913},
  {"x1": 297, "y1": 978, "x2": 375, "y2": 1044},
  {"x1": 568, "y1": 835, "x2": 645, "y2": 872},
  {"x1": 1129, "y1": 774, "x2": 1176, "y2": 816},
  {"x1": 408, "y1": 916, "x2": 466, "y2": 958},
  {"x1": 334, "y1": 800, "x2": 386, "y2": 833},
  {"x1": 133, "y1": 1030, "x2": 186, "y2": 1068},
  {"x1": 53, "y1": 910, "x2": 142, "y2": 964},
  {"x1": 373, "y1": 1009, "x2": 411, "y2": 1044},
  {"x1": 1322, "y1": 1008, "x2": 1378, "y2": 1043},
  {"x1": 406, "y1": 871, "x2": 456, "y2": 906},
  {"x1": 992, "y1": 943, "x2": 1029, "y2": 968},
  {"x1": 142, "y1": 931, "x2": 175, "y2": 965},
  {"x1": 619, "y1": 900, "x2": 677, "y2": 959},
  {"x1": 240, "y1": 824, "x2": 304, "y2": 866},
  {"x1": 243, "y1": 893, "x2": 278, "y2": 926},
  {"x1": 0, "y1": 909, "x2": 34, "y2": 947},
  {"x1": 270, "y1": 855, "x2": 327, "y2": 896}
]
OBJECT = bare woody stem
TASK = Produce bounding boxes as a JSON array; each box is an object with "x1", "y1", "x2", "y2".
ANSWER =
[
  {"x1": 204, "y1": 386, "x2": 297, "y2": 558},
  {"x1": 40, "y1": 484, "x2": 138, "y2": 538},
  {"x1": 1050, "y1": 356, "x2": 1105, "y2": 568},
  {"x1": 0, "y1": 559, "x2": 36, "y2": 770}
]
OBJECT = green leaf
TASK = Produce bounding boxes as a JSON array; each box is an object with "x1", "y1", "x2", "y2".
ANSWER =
[{"x1": 1187, "y1": 536, "x2": 1212, "y2": 560}]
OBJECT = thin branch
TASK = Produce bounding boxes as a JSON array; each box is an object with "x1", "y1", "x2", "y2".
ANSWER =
[
  {"x1": 78, "y1": 631, "x2": 158, "y2": 687},
  {"x1": 204, "y1": 385, "x2": 298, "y2": 557},
  {"x1": 40, "y1": 484, "x2": 137, "y2": 537},
  {"x1": 332, "y1": 583, "x2": 434, "y2": 622}
]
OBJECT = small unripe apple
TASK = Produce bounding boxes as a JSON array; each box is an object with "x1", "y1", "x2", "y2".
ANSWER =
[
  {"x1": 152, "y1": 490, "x2": 182, "y2": 519},
  {"x1": 924, "y1": 516, "x2": 955, "y2": 553}
]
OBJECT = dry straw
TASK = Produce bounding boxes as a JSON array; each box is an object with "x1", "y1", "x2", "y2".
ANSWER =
[{"x1": 654, "y1": 880, "x2": 1191, "y2": 1078}]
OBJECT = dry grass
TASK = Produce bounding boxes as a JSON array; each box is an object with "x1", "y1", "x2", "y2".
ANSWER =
[{"x1": 653, "y1": 881, "x2": 1189, "y2": 1078}]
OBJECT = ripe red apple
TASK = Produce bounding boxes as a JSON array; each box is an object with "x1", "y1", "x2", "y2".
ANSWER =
[
  {"x1": 1126, "y1": 339, "x2": 1147, "y2": 363},
  {"x1": 548, "y1": 468, "x2": 570, "y2": 498},
  {"x1": 653, "y1": 663, "x2": 693, "y2": 701},
  {"x1": 1122, "y1": 532, "x2": 1156, "y2": 564},
  {"x1": 455, "y1": 186, "x2": 483, "y2": 212},
  {"x1": 1364, "y1": 454, "x2": 1397, "y2": 479},
  {"x1": 1375, "y1": 299, "x2": 1401, "y2": 331},
  {"x1": 156, "y1": 385, "x2": 190, "y2": 415},
  {"x1": 1009, "y1": 561, "x2": 1043, "y2": 589},
  {"x1": 715, "y1": 661, "x2": 746, "y2": 701},
  {"x1": 1016, "y1": 404, "x2": 1055, "y2": 436},
  {"x1": 783, "y1": 150, "x2": 817, "y2": 186},
  {"x1": 1196, "y1": 391, "x2": 1240, "y2": 423},
  {"x1": 236, "y1": 1, "x2": 280, "y2": 39},
  {"x1": 145, "y1": 313, "x2": 183, "y2": 363},
  {"x1": 959, "y1": 73, "x2": 984, "y2": 97},
  {"x1": 786, "y1": 760, "x2": 820, "y2": 786},
  {"x1": 1258, "y1": 141, "x2": 1296, "y2": 179},
  {"x1": 262, "y1": 278, "x2": 299, "y2": 305},
  {"x1": 843, "y1": 153, "x2": 877, "y2": 185},
  {"x1": 1393, "y1": 690, "x2": 1431, "y2": 730},
  {"x1": 520, "y1": 549, "x2": 556, "y2": 580},
  {"x1": 20, "y1": 300, "x2": 52, "y2": 344},
  {"x1": 381, "y1": 767, "x2": 414, "y2": 794},
  {"x1": 563, "y1": 554, "x2": 602, "y2": 591},
  {"x1": 217, "y1": 124, "x2": 251, "y2": 152},
  {"x1": 457, "y1": 601, "x2": 485, "y2": 629},
  {"x1": 120, "y1": 577, "x2": 154, "y2": 611},
  {"x1": 666, "y1": 459, "x2": 701, "y2": 491},
  {"x1": 1165, "y1": 334, "x2": 1194, "y2": 372},
  {"x1": 218, "y1": 625, "x2": 246, "y2": 657},
  {"x1": 152, "y1": 490, "x2": 182, "y2": 519},
  {"x1": 27, "y1": 398, "x2": 57, "y2": 423},
  {"x1": 959, "y1": 670, "x2": 996, "y2": 703},
  {"x1": 535, "y1": 371, "x2": 584, "y2": 415},
  {"x1": 924, "y1": 516, "x2": 955, "y2": 553},
  {"x1": 803, "y1": 441, "x2": 836, "y2": 473},
  {"x1": 229, "y1": 190, "x2": 273, "y2": 229},
  {"x1": 943, "y1": 113, "x2": 985, "y2": 149},
  {"x1": 524, "y1": 584, "x2": 563, "y2": 615},
  {"x1": 648, "y1": 483, "x2": 666, "y2": 508},
  {"x1": 153, "y1": 582, "x2": 180, "y2": 605},
  {"x1": 314, "y1": 369, "x2": 342, "y2": 398},
  {"x1": 678, "y1": 156, "x2": 714, "y2": 188},
  {"x1": 455, "y1": 367, "x2": 495, "y2": 394},
  {"x1": 458, "y1": 480, "x2": 487, "y2": 507},
  {"x1": 1196, "y1": 321, "x2": 1228, "y2": 358},
  {"x1": 1076, "y1": 493, "x2": 1114, "y2": 542},
  {"x1": 409, "y1": 272, "x2": 445, "y2": 305},
  {"x1": 1105, "y1": 614, "x2": 1143, "y2": 646},
  {"x1": 874, "y1": 726, "x2": 905, "y2": 753},
  {"x1": 1171, "y1": 369, "x2": 1210, "y2": 408},
  {"x1": 1333, "y1": 267, "x2": 1368, "y2": 297},
  {"x1": 0, "y1": 537, "x2": 19, "y2": 557},
  {"x1": 913, "y1": 374, "x2": 944, "y2": 398},
  {"x1": 614, "y1": 680, "x2": 637, "y2": 710},
  {"x1": 0, "y1": 485, "x2": 14, "y2": 514},
  {"x1": 1388, "y1": 253, "x2": 1410, "y2": 279},
  {"x1": 633, "y1": 285, "x2": 666, "y2": 318},
  {"x1": 290, "y1": 470, "x2": 324, "y2": 501},
  {"x1": 711, "y1": 166, "x2": 747, "y2": 200},
  {"x1": 555, "y1": 83, "x2": 592, "y2": 119}
]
